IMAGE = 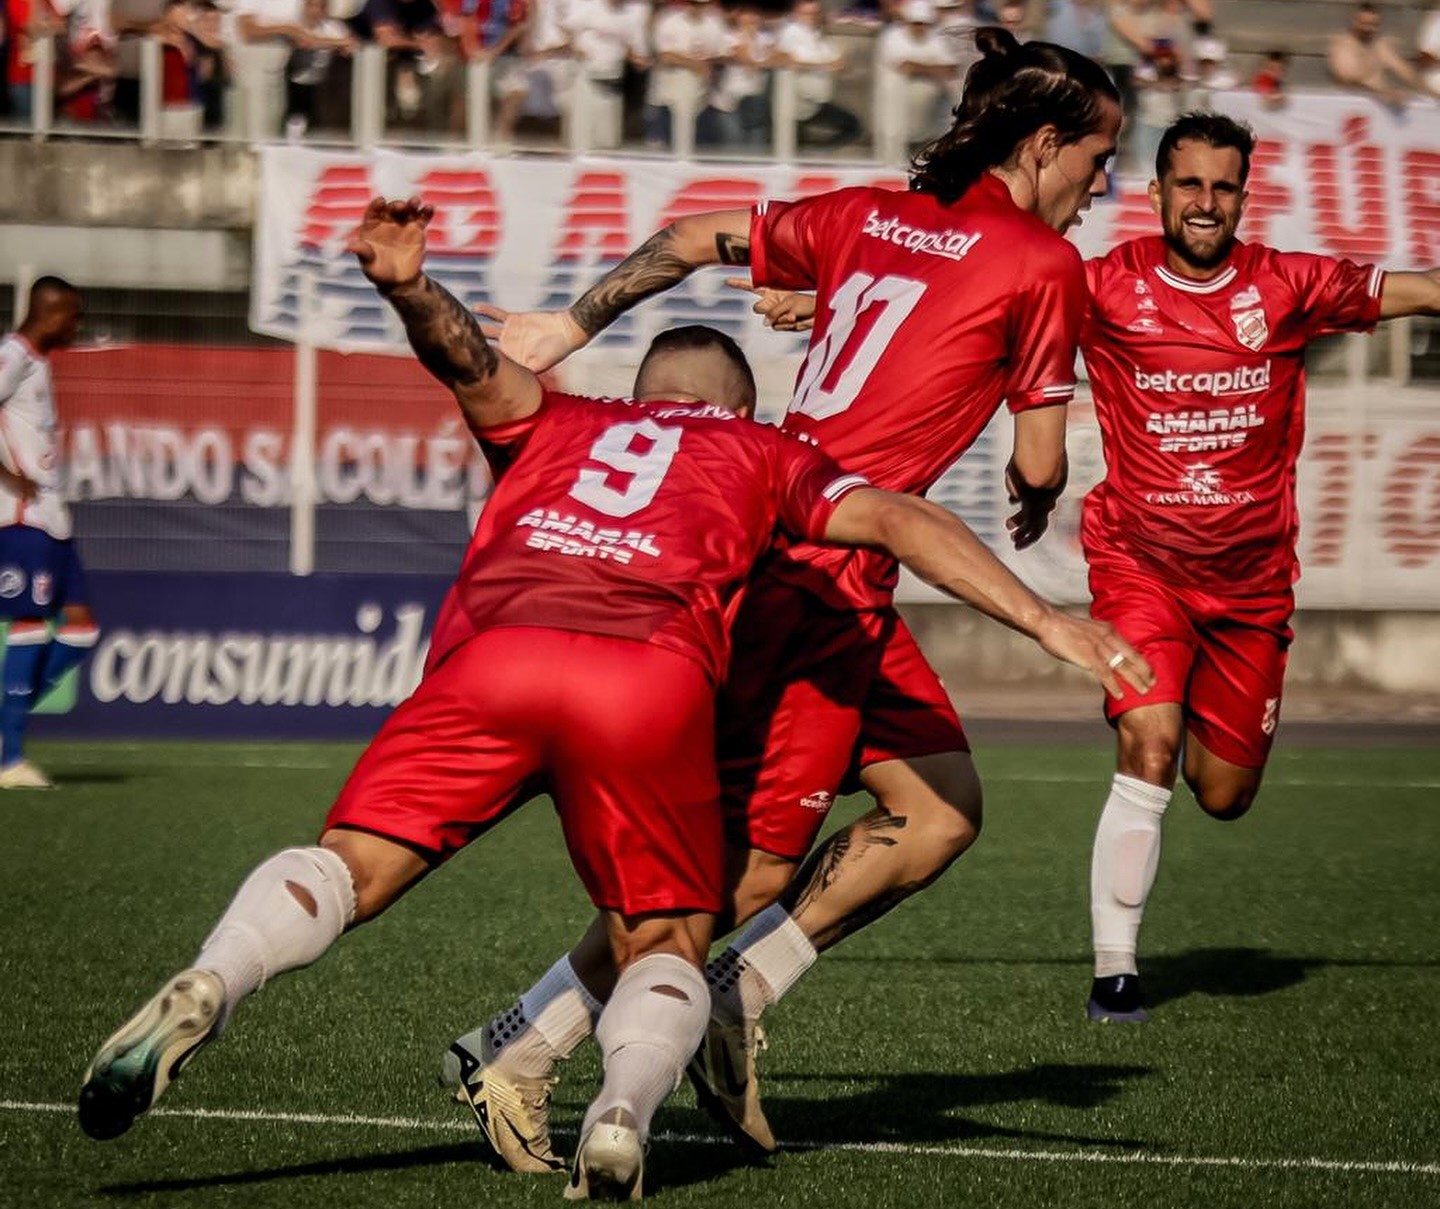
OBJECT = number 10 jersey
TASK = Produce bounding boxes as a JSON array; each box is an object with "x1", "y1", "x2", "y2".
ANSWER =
[{"x1": 750, "y1": 175, "x2": 1086, "y2": 608}]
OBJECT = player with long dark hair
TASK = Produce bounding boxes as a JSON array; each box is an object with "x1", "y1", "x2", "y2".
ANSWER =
[{"x1": 443, "y1": 27, "x2": 1125, "y2": 1165}]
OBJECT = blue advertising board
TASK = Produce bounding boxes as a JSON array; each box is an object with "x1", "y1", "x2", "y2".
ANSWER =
[{"x1": 34, "y1": 572, "x2": 452, "y2": 739}]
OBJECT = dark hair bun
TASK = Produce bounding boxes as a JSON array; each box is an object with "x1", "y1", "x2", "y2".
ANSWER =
[{"x1": 974, "y1": 25, "x2": 1021, "y2": 60}]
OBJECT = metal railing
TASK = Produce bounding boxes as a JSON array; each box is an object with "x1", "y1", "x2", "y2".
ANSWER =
[{"x1": 1, "y1": 36, "x2": 880, "y2": 163}]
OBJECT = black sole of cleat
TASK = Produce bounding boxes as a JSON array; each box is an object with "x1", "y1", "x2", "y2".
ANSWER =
[
  {"x1": 1086, "y1": 999, "x2": 1150, "y2": 1024},
  {"x1": 78, "y1": 1067, "x2": 153, "y2": 1141}
]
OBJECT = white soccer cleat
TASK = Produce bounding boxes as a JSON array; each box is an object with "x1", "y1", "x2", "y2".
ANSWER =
[
  {"x1": 78, "y1": 969, "x2": 225, "y2": 1140},
  {"x1": 686, "y1": 1018, "x2": 776, "y2": 1153},
  {"x1": 0, "y1": 759, "x2": 54, "y2": 789},
  {"x1": 565, "y1": 1108, "x2": 644, "y2": 1201},
  {"x1": 449, "y1": 1035, "x2": 566, "y2": 1174}
]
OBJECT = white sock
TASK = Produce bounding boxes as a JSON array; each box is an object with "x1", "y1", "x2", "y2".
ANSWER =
[
  {"x1": 478, "y1": 955, "x2": 602, "y2": 1080},
  {"x1": 583, "y1": 953, "x2": 708, "y2": 1143},
  {"x1": 1090, "y1": 774, "x2": 1172, "y2": 979},
  {"x1": 195, "y1": 847, "x2": 357, "y2": 1015},
  {"x1": 708, "y1": 904, "x2": 816, "y2": 1025}
]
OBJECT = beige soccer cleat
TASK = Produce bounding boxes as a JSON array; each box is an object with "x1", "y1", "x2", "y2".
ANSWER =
[
  {"x1": 450, "y1": 1037, "x2": 566, "y2": 1174},
  {"x1": 0, "y1": 759, "x2": 54, "y2": 789},
  {"x1": 565, "y1": 1108, "x2": 644, "y2": 1201},
  {"x1": 78, "y1": 969, "x2": 225, "y2": 1140},
  {"x1": 686, "y1": 1018, "x2": 776, "y2": 1154}
]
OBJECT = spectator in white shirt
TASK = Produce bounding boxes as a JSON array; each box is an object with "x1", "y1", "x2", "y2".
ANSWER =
[
  {"x1": 700, "y1": 4, "x2": 774, "y2": 148},
  {"x1": 500, "y1": 0, "x2": 574, "y2": 139},
  {"x1": 777, "y1": 0, "x2": 859, "y2": 146},
  {"x1": 876, "y1": 0, "x2": 959, "y2": 147},
  {"x1": 1190, "y1": 29, "x2": 1235, "y2": 98},
  {"x1": 566, "y1": 0, "x2": 647, "y2": 146},
  {"x1": 231, "y1": 0, "x2": 319, "y2": 137},
  {"x1": 645, "y1": 0, "x2": 726, "y2": 147},
  {"x1": 934, "y1": 0, "x2": 982, "y2": 77}
]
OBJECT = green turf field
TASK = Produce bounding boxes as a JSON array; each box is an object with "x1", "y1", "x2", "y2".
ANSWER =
[{"x1": 2, "y1": 739, "x2": 1437, "y2": 1209}]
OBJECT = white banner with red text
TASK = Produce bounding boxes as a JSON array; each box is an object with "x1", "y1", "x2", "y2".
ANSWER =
[{"x1": 249, "y1": 96, "x2": 1440, "y2": 608}]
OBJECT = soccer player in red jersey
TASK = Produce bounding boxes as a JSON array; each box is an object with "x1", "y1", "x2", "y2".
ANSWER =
[
  {"x1": 451, "y1": 26, "x2": 1123, "y2": 1155},
  {"x1": 77, "y1": 198, "x2": 1148, "y2": 1196},
  {"x1": 1081, "y1": 112, "x2": 1440, "y2": 1023}
]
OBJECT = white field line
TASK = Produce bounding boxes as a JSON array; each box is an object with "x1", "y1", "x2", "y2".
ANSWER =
[
  {"x1": 982, "y1": 774, "x2": 1440, "y2": 789},
  {"x1": 3, "y1": 1099, "x2": 1437, "y2": 1177}
]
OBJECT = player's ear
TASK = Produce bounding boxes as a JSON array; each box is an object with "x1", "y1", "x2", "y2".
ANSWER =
[
  {"x1": 1032, "y1": 124, "x2": 1061, "y2": 167},
  {"x1": 1147, "y1": 178, "x2": 1163, "y2": 216}
]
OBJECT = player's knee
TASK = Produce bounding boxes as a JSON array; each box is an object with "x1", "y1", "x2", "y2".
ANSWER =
[
  {"x1": 1120, "y1": 733, "x2": 1182, "y2": 787},
  {"x1": 924, "y1": 761, "x2": 984, "y2": 854},
  {"x1": 1194, "y1": 786, "x2": 1256, "y2": 821},
  {"x1": 870, "y1": 754, "x2": 983, "y2": 859},
  {"x1": 317, "y1": 829, "x2": 418, "y2": 923}
]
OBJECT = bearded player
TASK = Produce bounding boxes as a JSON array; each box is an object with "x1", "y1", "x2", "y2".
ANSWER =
[
  {"x1": 443, "y1": 26, "x2": 1125, "y2": 1164},
  {"x1": 1082, "y1": 112, "x2": 1440, "y2": 1023},
  {"x1": 78, "y1": 198, "x2": 1148, "y2": 1199}
]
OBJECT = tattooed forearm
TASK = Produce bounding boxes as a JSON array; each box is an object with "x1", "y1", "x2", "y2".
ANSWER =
[
  {"x1": 383, "y1": 274, "x2": 497, "y2": 392},
  {"x1": 569, "y1": 226, "x2": 696, "y2": 337},
  {"x1": 715, "y1": 232, "x2": 751, "y2": 265}
]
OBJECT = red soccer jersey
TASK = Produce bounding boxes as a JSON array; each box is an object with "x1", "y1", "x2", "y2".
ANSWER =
[
  {"x1": 1081, "y1": 236, "x2": 1384, "y2": 594},
  {"x1": 749, "y1": 174, "x2": 1085, "y2": 608},
  {"x1": 426, "y1": 390, "x2": 869, "y2": 682}
]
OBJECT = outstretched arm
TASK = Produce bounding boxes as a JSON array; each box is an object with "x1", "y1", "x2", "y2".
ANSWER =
[
  {"x1": 824, "y1": 488, "x2": 1153, "y2": 699},
  {"x1": 484, "y1": 208, "x2": 754, "y2": 372},
  {"x1": 349, "y1": 197, "x2": 541, "y2": 431},
  {"x1": 1380, "y1": 268, "x2": 1440, "y2": 319}
]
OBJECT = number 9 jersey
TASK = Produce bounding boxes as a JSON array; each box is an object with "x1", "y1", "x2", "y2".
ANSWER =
[
  {"x1": 425, "y1": 390, "x2": 870, "y2": 683},
  {"x1": 750, "y1": 177, "x2": 1087, "y2": 608}
]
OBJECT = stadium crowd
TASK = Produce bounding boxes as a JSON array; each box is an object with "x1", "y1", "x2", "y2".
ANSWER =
[{"x1": 1, "y1": 1, "x2": 1437, "y2": 158}]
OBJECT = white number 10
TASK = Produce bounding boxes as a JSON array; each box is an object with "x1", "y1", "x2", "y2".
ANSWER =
[
  {"x1": 791, "y1": 271, "x2": 927, "y2": 421},
  {"x1": 569, "y1": 418, "x2": 683, "y2": 518}
]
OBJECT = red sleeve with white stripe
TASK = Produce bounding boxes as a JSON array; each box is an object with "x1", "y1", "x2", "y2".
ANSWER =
[
  {"x1": 749, "y1": 189, "x2": 871, "y2": 292},
  {"x1": 1003, "y1": 241, "x2": 1086, "y2": 413},
  {"x1": 1279, "y1": 251, "x2": 1385, "y2": 339},
  {"x1": 770, "y1": 430, "x2": 870, "y2": 542}
]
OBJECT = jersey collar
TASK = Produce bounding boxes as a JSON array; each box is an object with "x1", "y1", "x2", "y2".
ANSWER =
[{"x1": 1153, "y1": 263, "x2": 1238, "y2": 295}]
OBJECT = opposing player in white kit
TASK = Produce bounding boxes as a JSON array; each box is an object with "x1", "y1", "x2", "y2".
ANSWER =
[{"x1": 0, "y1": 277, "x2": 100, "y2": 789}]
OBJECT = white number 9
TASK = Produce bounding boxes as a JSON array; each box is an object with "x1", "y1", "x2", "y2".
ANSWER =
[{"x1": 569, "y1": 418, "x2": 683, "y2": 518}]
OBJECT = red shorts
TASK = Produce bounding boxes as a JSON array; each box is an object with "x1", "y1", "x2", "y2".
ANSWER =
[
  {"x1": 325, "y1": 626, "x2": 723, "y2": 914},
  {"x1": 717, "y1": 575, "x2": 968, "y2": 860},
  {"x1": 1089, "y1": 568, "x2": 1294, "y2": 769}
]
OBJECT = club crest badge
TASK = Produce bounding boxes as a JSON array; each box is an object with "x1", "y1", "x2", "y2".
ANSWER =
[
  {"x1": 32, "y1": 572, "x2": 52, "y2": 607},
  {"x1": 1230, "y1": 286, "x2": 1268, "y2": 351}
]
